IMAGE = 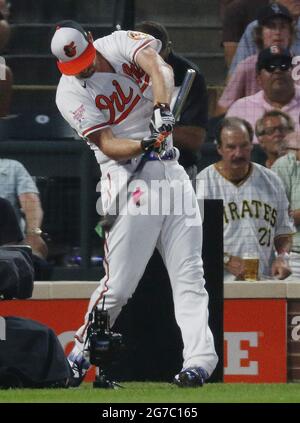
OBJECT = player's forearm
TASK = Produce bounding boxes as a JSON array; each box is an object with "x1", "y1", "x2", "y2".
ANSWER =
[
  {"x1": 136, "y1": 46, "x2": 174, "y2": 105},
  {"x1": 150, "y1": 60, "x2": 174, "y2": 105},
  {"x1": 88, "y1": 130, "x2": 143, "y2": 161},
  {"x1": 19, "y1": 193, "x2": 43, "y2": 232},
  {"x1": 101, "y1": 139, "x2": 142, "y2": 161},
  {"x1": 173, "y1": 126, "x2": 205, "y2": 151}
]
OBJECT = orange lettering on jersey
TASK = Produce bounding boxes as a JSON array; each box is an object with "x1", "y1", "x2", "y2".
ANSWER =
[
  {"x1": 95, "y1": 80, "x2": 140, "y2": 125},
  {"x1": 114, "y1": 95, "x2": 141, "y2": 124},
  {"x1": 111, "y1": 80, "x2": 134, "y2": 112},
  {"x1": 95, "y1": 95, "x2": 116, "y2": 124},
  {"x1": 122, "y1": 63, "x2": 150, "y2": 92}
]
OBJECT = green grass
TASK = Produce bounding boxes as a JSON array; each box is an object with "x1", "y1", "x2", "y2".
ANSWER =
[{"x1": 0, "y1": 383, "x2": 300, "y2": 403}]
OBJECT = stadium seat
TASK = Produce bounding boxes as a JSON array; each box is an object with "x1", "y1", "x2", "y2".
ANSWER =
[{"x1": 0, "y1": 112, "x2": 76, "y2": 141}]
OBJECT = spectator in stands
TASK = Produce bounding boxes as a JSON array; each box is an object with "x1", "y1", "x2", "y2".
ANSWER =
[
  {"x1": 222, "y1": 0, "x2": 269, "y2": 67},
  {"x1": 0, "y1": 158, "x2": 47, "y2": 259},
  {"x1": 255, "y1": 110, "x2": 294, "y2": 167},
  {"x1": 218, "y1": 3, "x2": 294, "y2": 113},
  {"x1": 0, "y1": 0, "x2": 12, "y2": 117},
  {"x1": 135, "y1": 21, "x2": 208, "y2": 186},
  {"x1": 0, "y1": 197, "x2": 23, "y2": 245},
  {"x1": 0, "y1": 0, "x2": 10, "y2": 50},
  {"x1": 197, "y1": 117, "x2": 294, "y2": 281},
  {"x1": 219, "y1": 0, "x2": 236, "y2": 20},
  {"x1": 226, "y1": 46, "x2": 300, "y2": 143},
  {"x1": 229, "y1": 1, "x2": 300, "y2": 75},
  {"x1": 0, "y1": 196, "x2": 34, "y2": 293},
  {"x1": 272, "y1": 132, "x2": 300, "y2": 278}
]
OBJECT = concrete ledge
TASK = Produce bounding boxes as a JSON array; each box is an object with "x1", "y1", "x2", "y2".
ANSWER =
[
  {"x1": 30, "y1": 281, "x2": 300, "y2": 300},
  {"x1": 31, "y1": 281, "x2": 98, "y2": 300},
  {"x1": 31, "y1": 282, "x2": 52, "y2": 299},
  {"x1": 224, "y1": 281, "x2": 287, "y2": 299},
  {"x1": 286, "y1": 282, "x2": 300, "y2": 299},
  {"x1": 51, "y1": 281, "x2": 98, "y2": 299}
]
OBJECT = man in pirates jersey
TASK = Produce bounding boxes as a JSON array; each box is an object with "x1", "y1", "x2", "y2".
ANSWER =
[
  {"x1": 50, "y1": 21, "x2": 218, "y2": 387},
  {"x1": 197, "y1": 117, "x2": 294, "y2": 281}
]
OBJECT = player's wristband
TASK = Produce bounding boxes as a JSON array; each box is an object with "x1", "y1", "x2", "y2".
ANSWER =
[
  {"x1": 141, "y1": 138, "x2": 153, "y2": 152},
  {"x1": 141, "y1": 132, "x2": 168, "y2": 153},
  {"x1": 154, "y1": 102, "x2": 171, "y2": 111}
]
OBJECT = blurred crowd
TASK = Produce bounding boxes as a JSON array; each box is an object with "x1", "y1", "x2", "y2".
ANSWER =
[{"x1": 1, "y1": 0, "x2": 300, "y2": 281}]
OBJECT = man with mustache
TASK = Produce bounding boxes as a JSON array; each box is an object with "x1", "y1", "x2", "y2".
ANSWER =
[
  {"x1": 197, "y1": 117, "x2": 294, "y2": 281},
  {"x1": 226, "y1": 45, "x2": 300, "y2": 142}
]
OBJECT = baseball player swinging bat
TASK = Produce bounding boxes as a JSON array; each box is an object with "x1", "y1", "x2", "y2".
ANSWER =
[{"x1": 99, "y1": 68, "x2": 196, "y2": 231}]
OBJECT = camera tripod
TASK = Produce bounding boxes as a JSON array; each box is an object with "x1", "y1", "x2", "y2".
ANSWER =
[
  {"x1": 87, "y1": 298, "x2": 124, "y2": 389},
  {"x1": 93, "y1": 366, "x2": 124, "y2": 389}
]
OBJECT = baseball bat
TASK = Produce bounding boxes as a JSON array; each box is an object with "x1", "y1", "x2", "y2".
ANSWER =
[{"x1": 99, "y1": 68, "x2": 196, "y2": 231}]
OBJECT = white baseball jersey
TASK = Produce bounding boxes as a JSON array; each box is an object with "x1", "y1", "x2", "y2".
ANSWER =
[
  {"x1": 55, "y1": 30, "x2": 173, "y2": 175},
  {"x1": 60, "y1": 29, "x2": 218, "y2": 377},
  {"x1": 198, "y1": 163, "x2": 295, "y2": 279}
]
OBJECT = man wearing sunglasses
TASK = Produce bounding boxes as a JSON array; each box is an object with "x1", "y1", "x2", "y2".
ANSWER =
[{"x1": 227, "y1": 45, "x2": 300, "y2": 142}]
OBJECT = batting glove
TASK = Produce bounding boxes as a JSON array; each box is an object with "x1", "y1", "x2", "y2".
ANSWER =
[
  {"x1": 150, "y1": 103, "x2": 175, "y2": 134},
  {"x1": 141, "y1": 130, "x2": 169, "y2": 154}
]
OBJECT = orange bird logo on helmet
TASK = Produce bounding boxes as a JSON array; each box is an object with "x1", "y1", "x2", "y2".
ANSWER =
[{"x1": 64, "y1": 41, "x2": 77, "y2": 58}]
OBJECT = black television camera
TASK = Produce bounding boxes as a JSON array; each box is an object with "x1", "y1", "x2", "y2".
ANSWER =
[
  {"x1": 86, "y1": 298, "x2": 123, "y2": 388},
  {"x1": 0, "y1": 245, "x2": 34, "y2": 300}
]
